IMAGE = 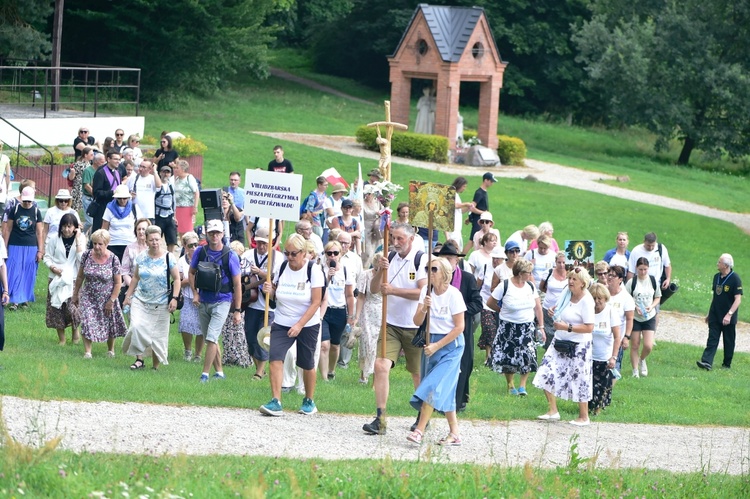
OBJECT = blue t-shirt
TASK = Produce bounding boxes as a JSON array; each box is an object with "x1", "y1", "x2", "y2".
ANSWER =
[
  {"x1": 190, "y1": 245, "x2": 241, "y2": 303},
  {"x1": 133, "y1": 252, "x2": 176, "y2": 305}
]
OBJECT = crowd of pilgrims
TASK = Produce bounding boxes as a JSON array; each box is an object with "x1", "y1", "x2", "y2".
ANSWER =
[{"x1": 2, "y1": 150, "x2": 658, "y2": 442}]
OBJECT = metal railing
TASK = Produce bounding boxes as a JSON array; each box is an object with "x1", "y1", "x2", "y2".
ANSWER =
[
  {"x1": 0, "y1": 115, "x2": 57, "y2": 205},
  {"x1": 0, "y1": 61, "x2": 141, "y2": 117}
]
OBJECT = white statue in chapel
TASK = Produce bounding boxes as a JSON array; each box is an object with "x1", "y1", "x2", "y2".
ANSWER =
[{"x1": 414, "y1": 87, "x2": 436, "y2": 135}]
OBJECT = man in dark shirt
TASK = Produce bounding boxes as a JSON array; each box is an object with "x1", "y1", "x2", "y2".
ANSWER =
[
  {"x1": 697, "y1": 253, "x2": 742, "y2": 370},
  {"x1": 91, "y1": 151, "x2": 122, "y2": 233},
  {"x1": 464, "y1": 172, "x2": 497, "y2": 254},
  {"x1": 268, "y1": 145, "x2": 294, "y2": 173},
  {"x1": 73, "y1": 127, "x2": 95, "y2": 160}
]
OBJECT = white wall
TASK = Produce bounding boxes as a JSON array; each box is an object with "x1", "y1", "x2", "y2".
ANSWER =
[{"x1": 0, "y1": 116, "x2": 145, "y2": 148}]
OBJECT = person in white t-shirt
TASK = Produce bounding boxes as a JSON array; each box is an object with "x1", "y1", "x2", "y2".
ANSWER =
[
  {"x1": 260, "y1": 233, "x2": 324, "y2": 417},
  {"x1": 603, "y1": 232, "x2": 630, "y2": 268},
  {"x1": 588, "y1": 283, "x2": 621, "y2": 416},
  {"x1": 605, "y1": 265, "x2": 634, "y2": 375},
  {"x1": 533, "y1": 267, "x2": 595, "y2": 426},
  {"x1": 127, "y1": 159, "x2": 162, "y2": 221},
  {"x1": 319, "y1": 240, "x2": 356, "y2": 381},
  {"x1": 524, "y1": 234, "x2": 556, "y2": 288},
  {"x1": 487, "y1": 259, "x2": 544, "y2": 397},
  {"x1": 506, "y1": 225, "x2": 540, "y2": 255},
  {"x1": 363, "y1": 222, "x2": 427, "y2": 435},
  {"x1": 407, "y1": 257, "x2": 466, "y2": 446},
  {"x1": 241, "y1": 227, "x2": 283, "y2": 380},
  {"x1": 627, "y1": 232, "x2": 672, "y2": 290},
  {"x1": 444, "y1": 177, "x2": 472, "y2": 251}
]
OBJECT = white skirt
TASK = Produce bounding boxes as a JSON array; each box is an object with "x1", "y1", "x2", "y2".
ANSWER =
[{"x1": 122, "y1": 297, "x2": 171, "y2": 364}]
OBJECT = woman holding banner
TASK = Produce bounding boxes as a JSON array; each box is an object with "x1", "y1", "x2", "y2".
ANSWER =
[{"x1": 407, "y1": 257, "x2": 466, "y2": 446}]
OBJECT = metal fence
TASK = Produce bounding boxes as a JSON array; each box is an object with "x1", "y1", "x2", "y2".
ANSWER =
[{"x1": 0, "y1": 61, "x2": 141, "y2": 117}]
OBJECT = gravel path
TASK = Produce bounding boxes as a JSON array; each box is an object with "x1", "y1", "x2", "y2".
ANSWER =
[
  {"x1": 3, "y1": 311, "x2": 749, "y2": 475},
  {"x1": 5, "y1": 132, "x2": 749, "y2": 475}
]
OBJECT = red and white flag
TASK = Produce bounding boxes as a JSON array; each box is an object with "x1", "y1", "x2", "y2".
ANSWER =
[{"x1": 320, "y1": 167, "x2": 348, "y2": 188}]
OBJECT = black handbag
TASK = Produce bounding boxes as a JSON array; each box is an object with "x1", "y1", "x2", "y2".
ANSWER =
[
  {"x1": 411, "y1": 320, "x2": 427, "y2": 348},
  {"x1": 553, "y1": 339, "x2": 577, "y2": 356},
  {"x1": 85, "y1": 199, "x2": 100, "y2": 217}
]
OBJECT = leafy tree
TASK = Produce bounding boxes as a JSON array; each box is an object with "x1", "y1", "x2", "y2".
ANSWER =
[
  {"x1": 62, "y1": 0, "x2": 278, "y2": 101},
  {"x1": 0, "y1": 0, "x2": 52, "y2": 60},
  {"x1": 573, "y1": 0, "x2": 750, "y2": 164}
]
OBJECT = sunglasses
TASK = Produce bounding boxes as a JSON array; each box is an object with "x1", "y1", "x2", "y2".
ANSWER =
[
  {"x1": 186, "y1": 242, "x2": 199, "y2": 249},
  {"x1": 430, "y1": 266, "x2": 439, "y2": 273},
  {"x1": 479, "y1": 220, "x2": 492, "y2": 224},
  {"x1": 596, "y1": 272, "x2": 608, "y2": 276},
  {"x1": 80, "y1": 130, "x2": 89, "y2": 133},
  {"x1": 284, "y1": 250, "x2": 302, "y2": 258},
  {"x1": 116, "y1": 133, "x2": 124, "y2": 137},
  {"x1": 506, "y1": 249, "x2": 520, "y2": 253},
  {"x1": 326, "y1": 251, "x2": 340, "y2": 256},
  {"x1": 56, "y1": 199, "x2": 69, "y2": 203}
]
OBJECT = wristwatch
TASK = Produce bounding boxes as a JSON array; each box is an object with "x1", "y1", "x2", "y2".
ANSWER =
[
  {"x1": 233, "y1": 308, "x2": 242, "y2": 313},
  {"x1": 567, "y1": 323, "x2": 573, "y2": 333},
  {"x1": 624, "y1": 335, "x2": 631, "y2": 339},
  {"x1": 171, "y1": 296, "x2": 179, "y2": 301}
]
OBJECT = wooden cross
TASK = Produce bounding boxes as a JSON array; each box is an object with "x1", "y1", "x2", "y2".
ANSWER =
[{"x1": 367, "y1": 101, "x2": 407, "y2": 182}]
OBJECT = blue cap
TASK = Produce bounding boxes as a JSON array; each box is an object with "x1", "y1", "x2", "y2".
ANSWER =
[{"x1": 504, "y1": 240, "x2": 521, "y2": 252}]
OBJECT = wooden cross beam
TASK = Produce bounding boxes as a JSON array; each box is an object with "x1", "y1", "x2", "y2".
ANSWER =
[{"x1": 366, "y1": 101, "x2": 407, "y2": 182}]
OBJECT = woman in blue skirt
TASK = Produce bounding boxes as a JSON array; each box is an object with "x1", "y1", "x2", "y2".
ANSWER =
[
  {"x1": 3, "y1": 187, "x2": 43, "y2": 310},
  {"x1": 408, "y1": 257, "x2": 467, "y2": 446}
]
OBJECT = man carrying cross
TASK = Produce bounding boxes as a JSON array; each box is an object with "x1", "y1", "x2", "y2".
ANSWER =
[{"x1": 362, "y1": 222, "x2": 427, "y2": 435}]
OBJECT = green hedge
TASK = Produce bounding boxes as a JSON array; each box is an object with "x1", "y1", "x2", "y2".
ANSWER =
[
  {"x1": 463, "y1": 130, "x2": 527, "y2": 166},
  {"x1": 355, "y1": 126, "x2": 449, "y2": 163}
]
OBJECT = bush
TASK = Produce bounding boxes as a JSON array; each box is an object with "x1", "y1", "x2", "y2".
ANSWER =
[
  {"x1": 463, "y1": 130, "x2": 527, "y2": 166},
  {"x1": 355, "y1": 126, "x2": 449, "y2": 163},
  {"x1": 172, "y1": 136, "x2": 208, "y2": 157},
  {"x1": 497, "y1": 135, "x2": 527, "y2": 166}
]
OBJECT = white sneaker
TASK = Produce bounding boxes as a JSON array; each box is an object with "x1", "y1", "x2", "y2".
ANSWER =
[
  {"x1": 632, "y1": 369, "x2": 640, "y2": 378},
  {"x1": 639, "y1": 359, "x2": 648, "y2": 377}
]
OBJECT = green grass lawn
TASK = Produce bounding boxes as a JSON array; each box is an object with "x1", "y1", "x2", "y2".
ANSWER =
[{"x1": 2, "y1": 446, "x2": 748, "y2": 497}]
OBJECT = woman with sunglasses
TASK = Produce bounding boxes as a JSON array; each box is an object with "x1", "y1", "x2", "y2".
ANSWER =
[
  {"x1": 468, "y1": 232, "x2": 497, "y2": 286},
  {"x1": 487, "y1": 259, "x2": 544, "y2": 396},
  {"x1": 319, "y1": 240, "x2": 355, "y2": 381},
  {"x1": 588, "y1": 283, "x2": 621, "y2": 415},
  {"x1": 471, "y1": 211, "x2": 501, "y2": 251},
  {"x1": 178, "y1": 231, "x2": 204, "y2": 362},
  {"x1": 127, "y1": 135, "x2": 143, "y2": 165},
  {"x1": 332, "y1": 199, "x2": 360, "y2": 255},
  {"x1": 3, "y1": 186, "x2": 43, "y2": 311},
  {"x1": 260, "y1": 233, "x2": 324, "y2": 417},
  {"x1": 407, "y1": 257, "x2": 467, "y2": 446},
  {"x1": 154, "y1": 135, "x2": 179, "y2": 169},
  {"x1": 534, "y1": 267, "x2": 595, "y2": 426},
  {"x1": 101, "y1": 185, "x2": 137, "y2": 265},
  {"x1": 43, "y1": 189, "x2": 80, "y2": 244},
  {"x1": 43, "y1": 213, "x2": 86, "y2": 345}
]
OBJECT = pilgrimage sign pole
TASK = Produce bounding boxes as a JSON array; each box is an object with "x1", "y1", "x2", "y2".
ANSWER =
[{"x1": 367, "y1": 101, "x2": 407, "y2": 359}]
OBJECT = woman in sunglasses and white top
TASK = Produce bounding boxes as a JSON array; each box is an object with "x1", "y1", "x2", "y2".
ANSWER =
[{"x1": 319, "y1": 240, "x2": 355, "y2": 382}]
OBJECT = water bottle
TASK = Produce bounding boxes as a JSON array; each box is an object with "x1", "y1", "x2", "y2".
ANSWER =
[
  {"x1": 122, "y1": 304, "x2": 130, "y2": 315},
  {"x1": 345, "y1": 323, "x2": 352, "y2": 334},
  {"x1": 535, "y1": 328, "x2": 544, "y2": 342},
  {"x1": 610, "y1": 367, "x2": 622, "y2": 380}
]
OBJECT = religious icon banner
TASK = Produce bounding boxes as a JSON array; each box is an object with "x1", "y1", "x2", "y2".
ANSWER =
[{"x1": 408, "y1": 181, "x2": 456, "y2": 233}]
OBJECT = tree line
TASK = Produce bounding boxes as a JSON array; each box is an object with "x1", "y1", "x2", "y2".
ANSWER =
[{"x1": 3, "y1": 0, "x2": 750, "y2": 165}]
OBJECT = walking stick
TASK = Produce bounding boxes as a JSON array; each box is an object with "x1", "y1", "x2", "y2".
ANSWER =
[
  {"x1": 258, "y1": 218, "x2": 275, "y2": 346},
  {"x1": 425, "y1": 211, "x2": 433, "y2": 346},
  {"x1": 379, "y1": 223, "x2": 389, "y2": 359}
]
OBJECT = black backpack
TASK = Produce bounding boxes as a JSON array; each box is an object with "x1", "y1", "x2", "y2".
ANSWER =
[
  {"x1": 195, "y1": 246, "x2": 232, "y2": 293},
  {"x1": 496, "y1": 278, "x2": 535, "y2": 309},
  {"x1": 387, "y1": 250, "x2": 425, "y2": 274}
]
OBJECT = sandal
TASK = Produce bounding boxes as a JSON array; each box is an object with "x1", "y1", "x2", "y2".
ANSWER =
[
  {"x1": 7, "y1": 303, "x2": 17, "y2": 311},
  {"x1": 406, "y1": 428, "x2": 423, "y2": 444},
  {"x1": 130, "y1": 359, "x2": 145, "y2": 370},
  {"x1": 83, "y1": 352, "x2": 92, "y2": 359},
  {"x1": 252, "y1": 372, "x2": 266, "y2": 380},
  {"x1": 438, "y1": 432, "x2": 462, "y2": 446}
]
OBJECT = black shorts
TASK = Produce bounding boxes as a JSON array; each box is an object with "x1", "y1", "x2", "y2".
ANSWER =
[
  {"x1": 632, "y1": 316, "x2": 657, "y2": 332},
  {"x1": 154, "y1": 216, "x2": 178, "y2": 245},
  {"x1": 268, "y1": 322, "x2": 319, "y2": 370},
  {"x1": 321, "y1": 307, "x2": 347, "y2": 345}
]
